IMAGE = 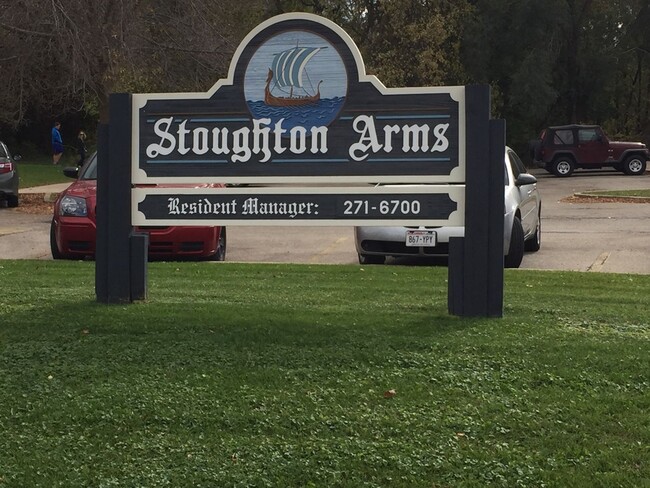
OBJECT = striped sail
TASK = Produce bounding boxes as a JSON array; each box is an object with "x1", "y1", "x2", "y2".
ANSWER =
[{"x1": 271, "y1": 47, "x2": 322, "y2": 89}]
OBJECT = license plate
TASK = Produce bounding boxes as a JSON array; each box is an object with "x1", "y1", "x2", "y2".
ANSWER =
[{"x1": 405, "y1": 230, "x2": 437, "y2": 247}]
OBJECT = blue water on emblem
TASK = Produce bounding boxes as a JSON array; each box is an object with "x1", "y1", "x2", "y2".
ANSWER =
[{"x1": 246, "y1": 97, "x2": 346, "y2": 134}]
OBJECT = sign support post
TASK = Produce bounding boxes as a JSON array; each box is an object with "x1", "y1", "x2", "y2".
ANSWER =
[
  {"x1": 96, "y1": 93, "x2": 147, "y2": 304},
  {"x1": 448, "y1": 85, "x2": 504, "y2": 317}
]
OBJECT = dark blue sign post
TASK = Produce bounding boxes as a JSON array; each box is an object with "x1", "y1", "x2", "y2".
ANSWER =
[
  {"x1": 96, "y1": 13, "x2": 504, "y2": 317},
  {"x1": 448, "y1": 85, "x2": 504, "y2": 317},
  {"x1": 96, "y1": 94, "x2": 148, "y2": 304}
]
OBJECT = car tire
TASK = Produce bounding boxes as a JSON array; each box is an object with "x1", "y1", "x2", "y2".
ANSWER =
[
  {"x1": 622, "y1": 155, "x2": 646, "y2": 175},
  {"x1": 524, "y1": 209, "x2": 541, "y2": 252},
  {"x1": 209, "y1": 227, "x2": 226, "y2": 261},
  {"x1": 50, "y1": 219, "x2": 64, "y2": 260},
  {"x1": 551, "y1": 157, "x2": 575, "y2": 177},
  {"x1": 358, "y1": 253, "x2": 385, "y2": 265},
  {"x1": 7, "y1": 194, "x2": 19, "y2": 207},
  {"x1": 505, "y1": 217, "x2": 524, "y2": 269}
]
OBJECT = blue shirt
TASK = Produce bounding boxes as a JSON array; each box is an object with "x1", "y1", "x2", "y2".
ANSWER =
[{"x1": 52, "y1": 127, "x2": 62, "y2": 145}]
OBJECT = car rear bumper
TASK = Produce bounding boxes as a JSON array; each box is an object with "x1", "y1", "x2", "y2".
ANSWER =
[
  {"x1": 0, "y1": 172, "x2": 19, "y2": 197},
  {"x1": 354, "y1": 226, "x2": 465, "y2": 258}
]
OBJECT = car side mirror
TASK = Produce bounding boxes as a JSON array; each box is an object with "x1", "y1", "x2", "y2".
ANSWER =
[
  {"x1": 515, "y1": 173, "x2": 537, "y2": 186},
  {"x1": 597, "y1": 134, "x2": 603, "y2": 142},
  {"x1": 63, "y1": 166, "x2": 80, "y2": 179},
  {"x1": 13, "y1": 154, "x2": 22, "y2": 162}
]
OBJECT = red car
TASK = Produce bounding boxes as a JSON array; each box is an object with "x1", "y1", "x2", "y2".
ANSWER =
[{"x1": 50, "y1": 152, "x2": 226, "y2": 260}]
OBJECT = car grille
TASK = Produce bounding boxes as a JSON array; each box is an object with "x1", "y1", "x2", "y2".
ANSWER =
[
  {"x1": 180, "y1": 242, "x2": 205, "y2": 252},
  {"x1": 69, "y1": 241, "x2": 92, "y2": 251},
  {"x1": 148, "y1": 241, "x2": 205, "y2": 254}
]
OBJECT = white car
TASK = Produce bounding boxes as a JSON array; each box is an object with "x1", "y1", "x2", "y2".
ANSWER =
[{"x1": 354, "y1": 147, "x2": 541, "y2": 268}]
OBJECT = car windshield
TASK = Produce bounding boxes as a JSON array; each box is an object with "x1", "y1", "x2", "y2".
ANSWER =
[
  {"x1": 80, "y1": 153, "x2": 98, "y2": 180},
  {"x1": 0, "y1": 143, "x2": 8, "y2": 159}
]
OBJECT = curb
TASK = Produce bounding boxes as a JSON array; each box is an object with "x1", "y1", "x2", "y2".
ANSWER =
[{"x1": 573, "y1": 192, "x2": 650, "y2": 202}]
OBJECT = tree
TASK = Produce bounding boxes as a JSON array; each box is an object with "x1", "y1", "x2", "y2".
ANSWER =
[
  {"x1": 0, "y1": 0, "x2": 264, "y2": 129},
  {"x1": 605, "y1": 0, "x2": 650, "y2": 138},
  {"x1": 303, "y1": 0, "x2": 471, "y2": 88},
  {"x1": 462, "y1": 0, "x2": 566, "y2": 150},
  {"x1": 462, "y1": 0, "x2": 650, "y2": 155},
  {"x1": 2, "y1": 0, "x2": 648, "y2": 153}
]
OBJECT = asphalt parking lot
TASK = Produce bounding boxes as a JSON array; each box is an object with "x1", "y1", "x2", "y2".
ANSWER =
[
  {"x1": 1, "y1": 168, "x2": 649, "y2": 273},
  {"x1": 516, "y1": 169, "x2": 650, "y2": 274}
]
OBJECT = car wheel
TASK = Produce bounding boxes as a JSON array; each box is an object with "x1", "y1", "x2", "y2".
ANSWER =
[
  {"x1": 7, "y1": 194, "x2": 19, "y2": 207},
  {"x1": 358, "y1": 253, "x2": 385, "y2": 265},
  {"x1": 524, "y1": 209, "x2": 541, "y2": 252},
  {"x1": 210, "y1": 227, "x2": 226, "y2": 261},
  {"x1": 551, "y1": 157, "x2": 575, "y2": 177},
  {"x1": 50, "y1": 219, "x2": 64, "y2": 260},
  {"x1": 622, "y1": 156, "x2": 646, "y2": 175},
  {"x1": 504, "y1": 217, "x2": 525, "y2": 268}
]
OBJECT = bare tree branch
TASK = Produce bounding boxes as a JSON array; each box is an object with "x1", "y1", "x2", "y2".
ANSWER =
[
  {"x1": 0, "y1": 0, "x2": 264, "y2": 126},
  {"x1": 0, "y1": 22, "x2": 53, "y2": 37}
]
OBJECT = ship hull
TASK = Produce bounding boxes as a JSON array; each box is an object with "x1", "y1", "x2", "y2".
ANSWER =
[{"x1": 264, "y1": 69, "x2": 321, "y2": 107}]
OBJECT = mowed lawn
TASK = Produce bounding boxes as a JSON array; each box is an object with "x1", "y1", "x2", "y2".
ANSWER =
[
  {"x1": 17, "y1": 159, "x2": 76, "y2": 189},
  {"x1": 1, "y1": 261, "x2": 648, "y2": 487}
]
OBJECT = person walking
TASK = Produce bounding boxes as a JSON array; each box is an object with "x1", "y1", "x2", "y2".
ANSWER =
[
  {"x1": 76, "y1": 130, "x2": 87, "y2": 166},
  {"x1": 52, "y1": 121, "x2": 64, "y2": 165}
]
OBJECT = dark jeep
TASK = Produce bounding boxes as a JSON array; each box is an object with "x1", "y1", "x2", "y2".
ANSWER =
[{"x1": 531, "y1": 125, "x2": 649, "y2": 177}]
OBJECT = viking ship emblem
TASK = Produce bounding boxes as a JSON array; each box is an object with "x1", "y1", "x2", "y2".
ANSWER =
[{"x1": 264, "y1": 45, "x2": 324, "y2": 107}]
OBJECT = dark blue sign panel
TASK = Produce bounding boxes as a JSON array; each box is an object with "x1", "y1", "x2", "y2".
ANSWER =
[
  {"x1": 132, "y1": 187, "x2": 465, "y2": 226},
  {"x1": 132, "y1": 14, "x2": 465, "y2": 184}
]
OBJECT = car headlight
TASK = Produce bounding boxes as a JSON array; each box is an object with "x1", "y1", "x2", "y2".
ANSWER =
[{"x1": 59, "y1": 195, "x2": 88, "y2": 217}]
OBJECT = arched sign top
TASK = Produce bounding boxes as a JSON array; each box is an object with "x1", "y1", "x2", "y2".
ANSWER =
[
  {"x1": 132, "y1": 12, "x2": 465, "y2": 184},
  {"x1": 223, "y1": 14, "x2": 363, "y2": 98}
]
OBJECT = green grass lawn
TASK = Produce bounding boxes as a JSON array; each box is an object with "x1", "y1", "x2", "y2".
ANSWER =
[
  {"x1": 584, "y1": 189, "x2": 650, "y2": 198},
  {"x1": 17, "y1": 160, "x2": 75, "y2": 188},
  {"x1": 1, "y1": 261, "x2": 648, "y2": 487},
  {"x1": 15, "y1": 143, "x2": 97, "y2": 188}
]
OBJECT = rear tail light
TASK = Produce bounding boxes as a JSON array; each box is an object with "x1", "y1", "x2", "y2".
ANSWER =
[{"x1": 0, "y1": 162, "x2": 14, "y2": 174}]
